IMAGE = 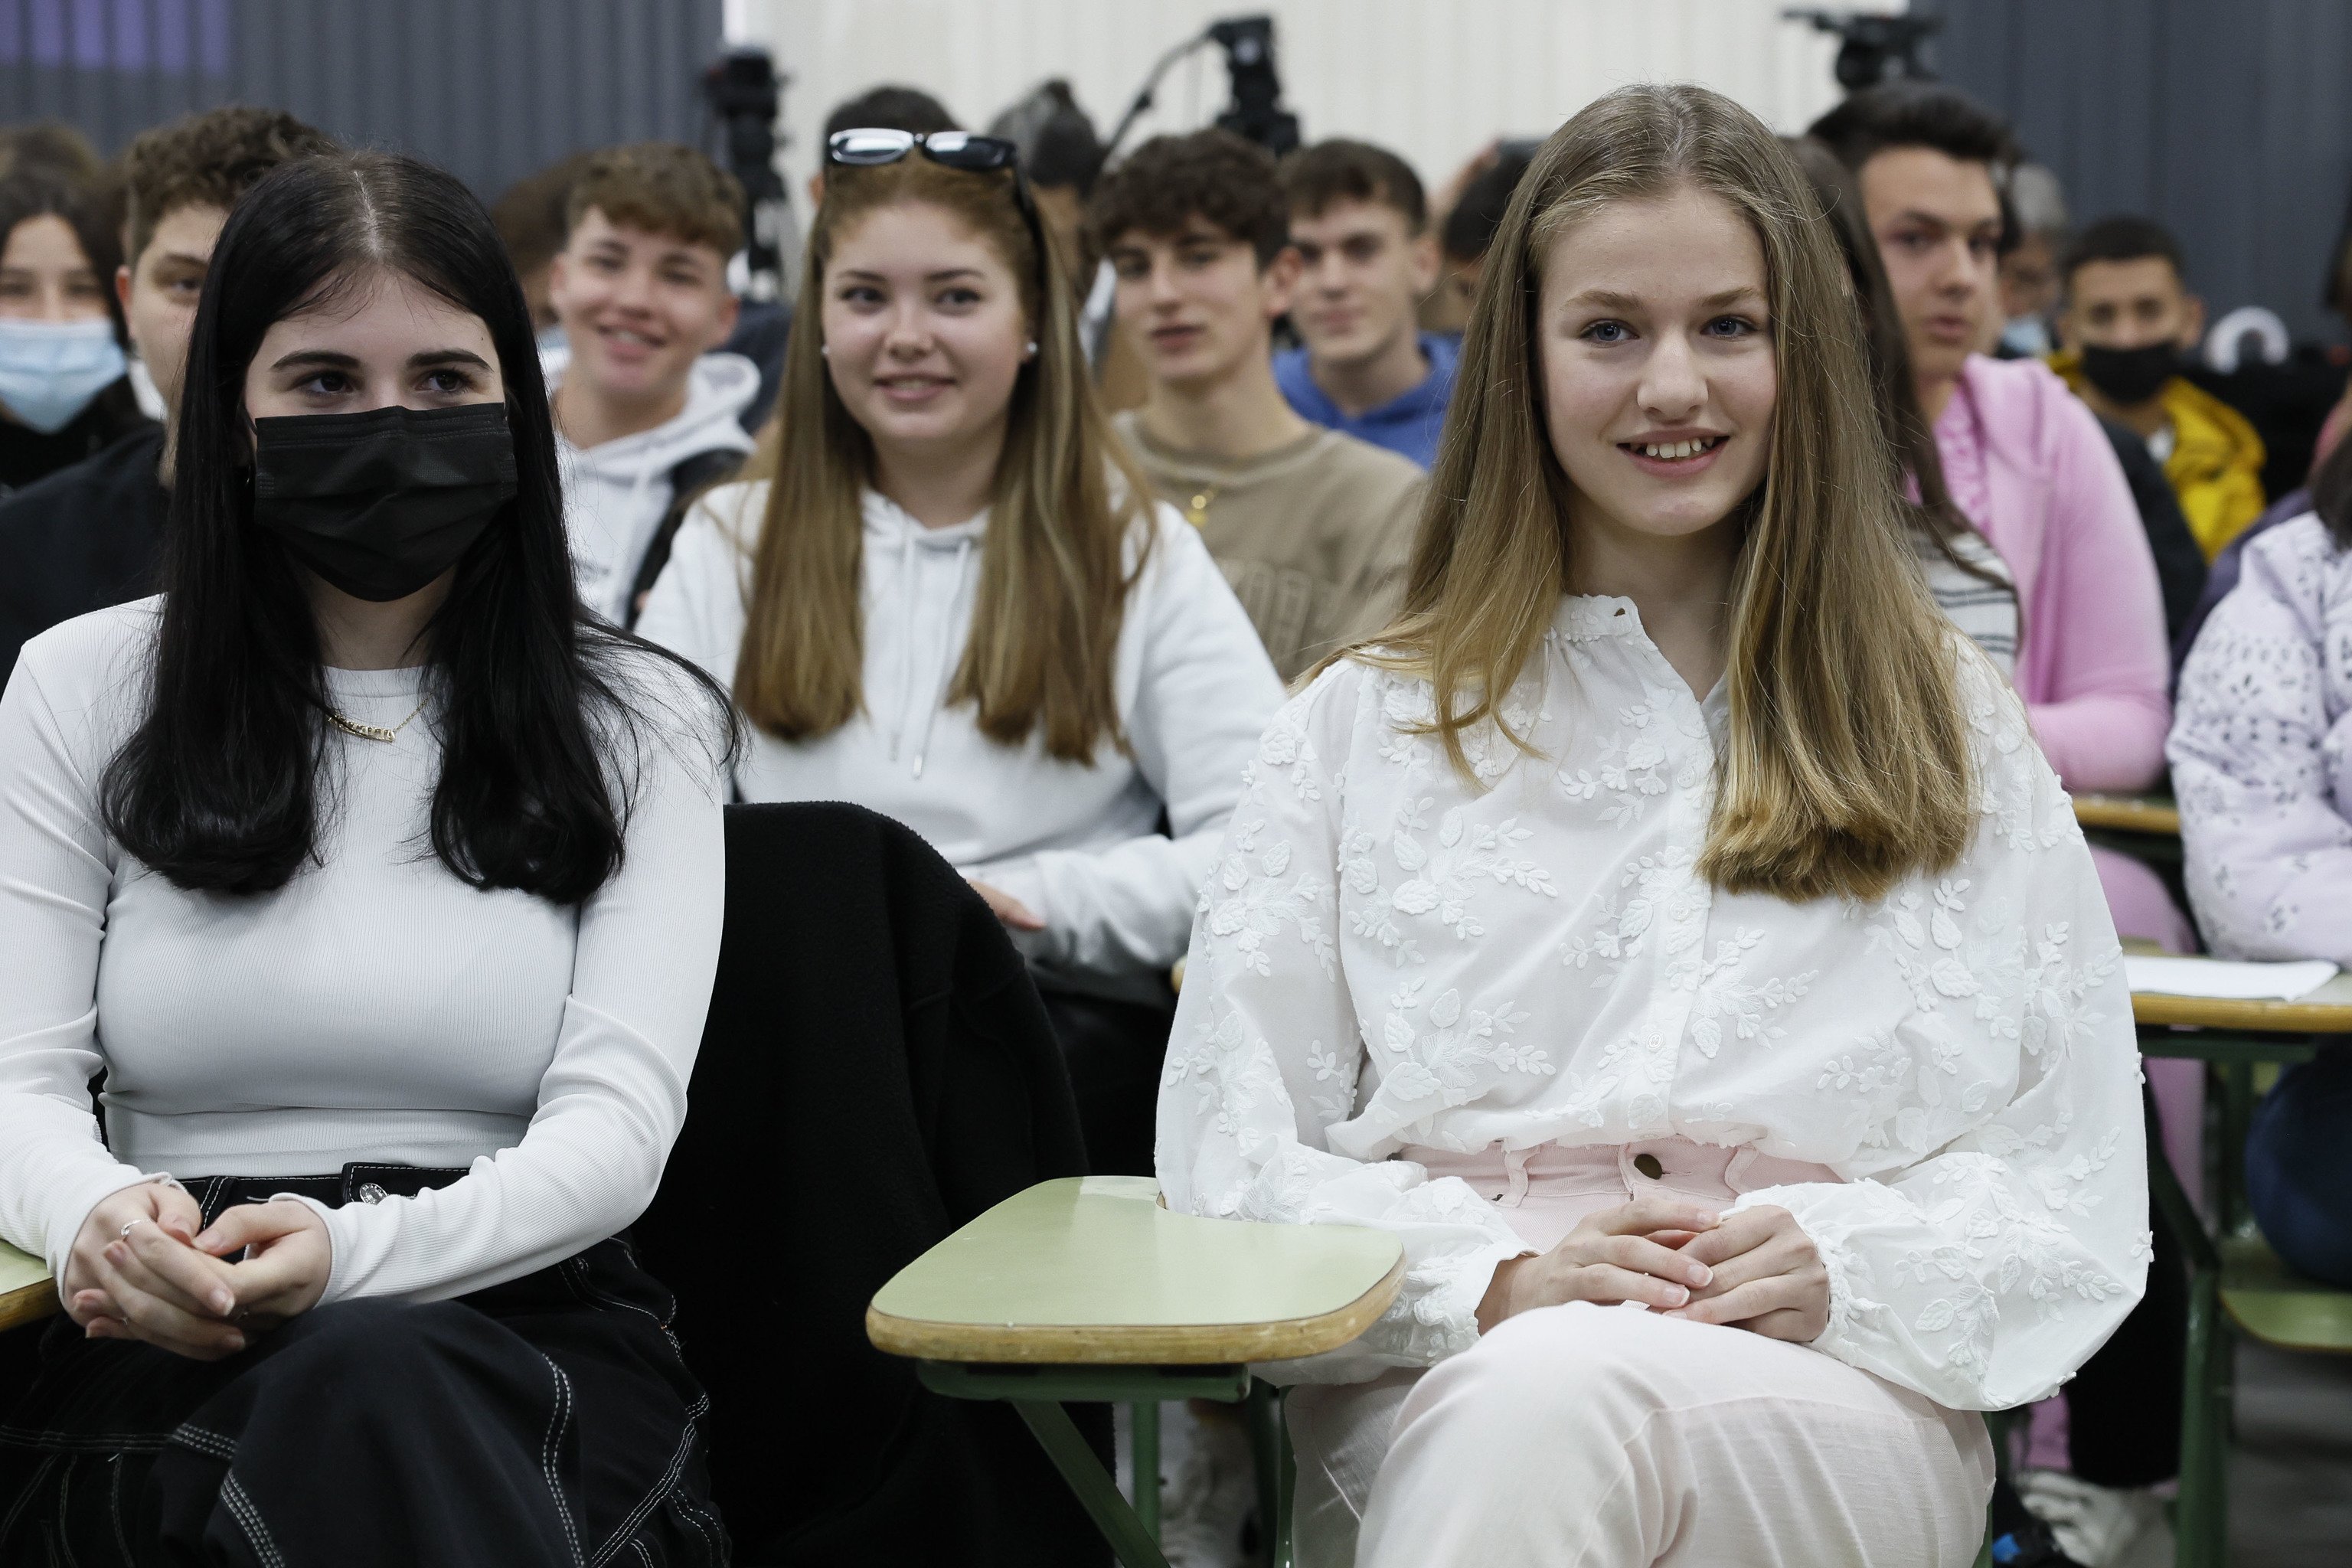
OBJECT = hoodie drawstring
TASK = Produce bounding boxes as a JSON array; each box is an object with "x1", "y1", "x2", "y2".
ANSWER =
[
  {"x1": 910, "y1": 537, "x2": 975, "y2": 779},
  {"x1": 887, "y1": 525, "x2": 920, "y2": 763}
]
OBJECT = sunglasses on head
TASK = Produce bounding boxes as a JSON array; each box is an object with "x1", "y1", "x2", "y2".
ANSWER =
[{"x1": 825, "y1": 127, "x2": 1050, "y2": 288}]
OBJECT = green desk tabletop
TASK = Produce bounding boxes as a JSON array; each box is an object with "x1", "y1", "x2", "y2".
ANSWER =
[
  {"x1": 867, "y1": 1176, "x2": 1404, "y2": 1366},
  {"x1": 0, "y1": 1238, "x2": 56, "y2": 1333}
]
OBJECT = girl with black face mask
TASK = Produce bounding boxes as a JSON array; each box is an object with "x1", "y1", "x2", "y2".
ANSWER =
[{"x1": 0, "y1": 150, "x2": 736, "y2": 1566}]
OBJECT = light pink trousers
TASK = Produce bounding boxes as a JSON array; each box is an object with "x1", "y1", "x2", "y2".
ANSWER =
[{"x1": 1288, "y1": 1138, "x2": 1994, "y2": 1568}]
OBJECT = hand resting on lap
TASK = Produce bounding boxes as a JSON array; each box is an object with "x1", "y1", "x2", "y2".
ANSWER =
[
  {"x1": 1475, "y1": 1198, "x2": 1830, "y2": 1344},
  {"x1": 66, "y1": 1191, "x2": 334, "y2": 1361},
  {"x1": 1475, "y1": 1197, "x2": 1721, "y2": 1333}
]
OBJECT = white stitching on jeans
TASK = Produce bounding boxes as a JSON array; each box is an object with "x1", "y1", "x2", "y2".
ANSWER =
[
  {"x1": 166, "y1": 1423, "x2": 238, "y2": 1462},
  {"x1": 110, "y1": 1453, "x2": 135, "y2": 1568},
  {"x1": 218, "y1": 1476, "x2": 286, "y2": 1568},
  {"x1": 589, "y1": 1418, "x2": 697, "y2": 1566},
  {"x1": 538, "y1": 1355, "x2": 586, "y2": 1568}
]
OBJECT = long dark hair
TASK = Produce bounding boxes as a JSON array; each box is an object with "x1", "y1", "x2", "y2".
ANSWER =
[
  {"x1": 101, "y1": 150, "x2": 730, "y2": 901},
  {"x1": 1785, "y1": 137, "x2": 2012, "y2": 598}
]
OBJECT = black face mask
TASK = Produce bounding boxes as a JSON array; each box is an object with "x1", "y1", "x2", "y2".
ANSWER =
[
  {"x1": 2077, "y1": 341, "x2": 2179, "y2": 407},
  {"x1": 250, "y1": 402, "x2": 519, "y2": 602}
]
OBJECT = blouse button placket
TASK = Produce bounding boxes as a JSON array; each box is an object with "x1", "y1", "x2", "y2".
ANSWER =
[{"x1": 1628, "y1": 678, "x2": 1717, "y2": 1139}]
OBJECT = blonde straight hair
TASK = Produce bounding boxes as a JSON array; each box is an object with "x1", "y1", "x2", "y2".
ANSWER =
[
  {"x1": 733, "y1": 155, "x2": 1152, "y2": 760},
  {"x1": 1366, "y1": 83, "x2": 1975, "y2": 903}
]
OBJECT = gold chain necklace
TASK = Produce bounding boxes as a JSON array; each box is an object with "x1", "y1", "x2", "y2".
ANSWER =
[{"x1": 326, "y1": 697, "x2": 428, "y2": 743}]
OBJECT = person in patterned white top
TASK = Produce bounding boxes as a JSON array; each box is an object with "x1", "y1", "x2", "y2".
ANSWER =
[
  {"x1": 1158, "y1": 84, "x2": 2149, "y2": 1568},
  {"x1": 2171, "y1": 437, "x2": 2352, "y2": 1294}
]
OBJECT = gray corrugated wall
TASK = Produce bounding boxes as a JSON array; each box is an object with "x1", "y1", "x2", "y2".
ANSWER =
[
  {"x1": 0, "y1": 0, "x2": 726, "y2": 204},
  {"x1": 1930, "y1": 0, "x2": 2352, "y2": 343}
]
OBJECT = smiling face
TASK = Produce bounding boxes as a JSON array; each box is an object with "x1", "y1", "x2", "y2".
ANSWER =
[
  {"x1": 242, "y1": 266, "x2": 505, "y2": 423},
  {"x1": 819, "y1": 198, "x2": 1031, "y2": 469},
  {"x1": 547, "y1": 205, "x2": 738, "y2": 413},
  {"x1": 1857, "y1": 145, "x2": 2002, "y2": 392},
  {"x1": 0, "y1": 213, "x2": 109, "y2": 322},
  {"x1": 1537, "y1": 184, "x2": 1777, "y2": 550},
  {"x1": 1288, "y1": 197, "x2": 1439, "y2": 369},
  {"x1": 1107, "y1": 218, "x2": 1295, "y2": 390}
]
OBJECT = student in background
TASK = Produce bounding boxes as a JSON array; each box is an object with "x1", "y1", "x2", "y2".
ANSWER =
[
  {"x1": 0, "y1": 149, "x2": 730, "y2": 1566},
  {"x1": 2052, "y1": 215, "x2": 2266, "y2": 561},
  {"x1": 1786, "y1": 136, "x2": 2018, "y2": 675},
  {"x1": 1996, "y1": 163, "x2": 2068, "y2": 358},
  {"x1": 0, "y1": 162, "x2": 145, "y2": 493},
  {"x1": 2172, "y1": 434, "x2": 2352, "y2": 1293},
  {"x1": 1090, "y1": 129, "x2": 1424, "y2": 685},
  {"x1": 490, "y1": 149, "x2": 596, "y2": 341},
  {"x1": 1994, "y1": 203, "x2": 2208, "y2": 643},
  {"x1": 1422, "y1": 143, "x2": 1534, "y2": 339},
  {"x1": 1164, "y1": 85, "x2": 2145, "y2": 1568},
  {"x1": 639, "y1": 129, "x2": 1282, "y2": 1178},
  {"x1": 545, "y1": 142, "x2": 756, "y2": 626},
  {"x1": 0, "y1": 107, "x2": 337, "y2": 679},
  {"x1": 1274, "y1": 139, "x2": 1455, "y2": 468},
  {"x1": 1814, "y1": 80, "x2": 2188, "y2": 1568}
]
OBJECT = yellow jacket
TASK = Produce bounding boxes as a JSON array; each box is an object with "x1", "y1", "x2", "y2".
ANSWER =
[{"x1": 2050, "y1": 350, "x2": 2266, "y2": 559}]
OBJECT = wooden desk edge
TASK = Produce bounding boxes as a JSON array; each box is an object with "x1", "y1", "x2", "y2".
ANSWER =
[
  {"x1": 2132, "y1": 993, "x2": 2352, "y2": 1032},
  {"x1": 0, "y1": 1279, "x2": 60, "y2": 1334},
  {"x1": 864, "y1": 1253, "x2": 1406, "y2": 1365},
  {"x1": 2073, "y1": 798, "x2": 2180, "y2": 835}
]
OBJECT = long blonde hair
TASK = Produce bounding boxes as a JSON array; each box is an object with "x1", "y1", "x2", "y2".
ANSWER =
[
  {"x1": 733, "y1": 155, "x2": 1152, "y2": 760},
  {"x1": 1368, "y1": 83, "x2": 1975, "y2": 903}
]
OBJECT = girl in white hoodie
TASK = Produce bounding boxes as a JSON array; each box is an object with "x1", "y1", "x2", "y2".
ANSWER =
[{"x1": 638, "y1": 132, "x2": 1283, "y2": 1172}]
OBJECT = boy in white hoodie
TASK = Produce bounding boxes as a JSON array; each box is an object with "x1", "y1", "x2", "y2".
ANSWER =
[{"x1": 547, "y1": 142, "x2": 757, "y2": 624}]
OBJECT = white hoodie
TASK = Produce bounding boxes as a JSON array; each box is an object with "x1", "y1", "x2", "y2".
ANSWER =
[
  {"x1": 637, "y1": 481, "x2": 1286, "y2": 1001},
  {"x1": 549, "y1": 349, "x2": 759, "y2": 622}
]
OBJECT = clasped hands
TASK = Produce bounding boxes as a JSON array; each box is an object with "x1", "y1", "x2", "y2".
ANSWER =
[
  {"x1": 1475, "y1": 1198, "x2": 1830, "y2": 1343},
  {"x1": 61, "y1": 1182, "x2": 333, "y2": 1361}
]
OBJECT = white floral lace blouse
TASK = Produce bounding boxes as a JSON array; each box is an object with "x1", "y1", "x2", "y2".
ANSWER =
[{"x1": 1156, "y1": 596, "x2": 2150, "y2": 1410}]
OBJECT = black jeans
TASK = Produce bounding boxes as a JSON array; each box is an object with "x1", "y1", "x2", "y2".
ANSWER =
[
  {"x1": 0, "y1": 1166, "x2": 726, "y2": 1566},
  {"x1": 2059, "y1": 1084, "x2": 2189, "y2": 1487}
]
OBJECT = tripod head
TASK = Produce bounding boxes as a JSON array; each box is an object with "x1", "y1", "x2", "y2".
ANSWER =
[
  {"x1": 1784, "y1": 8, "x2": 1943, "y2": 90},
  {"x1": 703, "y1": 46, "x2": 791, "y2": 299},
  {"x1": 1208, "y1": 16, "x2": 1301, "y2": 158}
]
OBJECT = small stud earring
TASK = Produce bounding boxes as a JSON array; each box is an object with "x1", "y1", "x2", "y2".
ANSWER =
[
  {"x1": 1026, "y1": 340, "x2": 1039, "y2": 355},
  {"x1": 819, "y1": 344, "x2": 830, "y2": 358}
]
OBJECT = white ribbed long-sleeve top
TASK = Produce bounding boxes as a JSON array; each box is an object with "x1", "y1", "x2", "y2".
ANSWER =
[{"x1": 0, "y1": 599, "x2": 726, "y2": 1303}]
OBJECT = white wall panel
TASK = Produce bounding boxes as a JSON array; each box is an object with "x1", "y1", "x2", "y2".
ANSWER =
[{"x1": 733, "y1": 0, "x2": 1861, "y2": 204}]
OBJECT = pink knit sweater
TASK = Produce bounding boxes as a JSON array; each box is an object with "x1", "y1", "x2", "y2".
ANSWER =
[{"x1": 1933, "y1": 354, "x2": 2172, "y2": 792}]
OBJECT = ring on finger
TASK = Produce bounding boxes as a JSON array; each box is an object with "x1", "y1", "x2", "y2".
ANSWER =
[{"x1": 119, "y1": 1218, "x2": 145, "y2": 1240}]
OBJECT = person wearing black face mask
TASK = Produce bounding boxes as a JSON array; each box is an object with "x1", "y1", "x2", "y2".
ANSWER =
[
  {"x1": 2052, "y1": 215, "x2": 2267, "y2": 560},
  {"x1": 0, "y1": 151, "x2": 737, "y2": 1566}
]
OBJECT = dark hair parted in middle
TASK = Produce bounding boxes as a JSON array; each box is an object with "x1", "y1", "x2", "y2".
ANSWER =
[
  {"x1": 100, "y1": 150, "x2": 730, "y2": 901},
  {"x1": 2061, "y1": 214, "x2": 2187, "y2": 288},
  {"x1": 1086, "y1": 129, "x2": 1290, "y2": 266},
  {"x1": 1279, "y1": 138, "x2": 1429, "y2": 232}
]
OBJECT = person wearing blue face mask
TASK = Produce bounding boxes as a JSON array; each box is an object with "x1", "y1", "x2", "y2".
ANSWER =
[
  {"x1": 0, "y1": 107, "x2": 338, "y2": 684},
  {"x1": 0, "y1": 165, "x2": 148, "y2": 493}
]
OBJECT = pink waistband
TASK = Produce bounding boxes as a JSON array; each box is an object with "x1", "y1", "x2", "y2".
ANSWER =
[{"x1": 1396, "y1": 1136, "x2": 1841, "y2": 1253}]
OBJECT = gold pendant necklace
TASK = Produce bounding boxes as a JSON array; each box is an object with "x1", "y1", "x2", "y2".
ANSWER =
[
  {"x1": 326, "y1": 697, "x2": 428, "y2": 743},
  {"x1": 1184, "y1": 484, "x2": 1219, "y2": 529}
]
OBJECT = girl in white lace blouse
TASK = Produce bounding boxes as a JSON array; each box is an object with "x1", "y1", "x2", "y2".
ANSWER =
[{"x1": 1158, "y1": 86, "x2": 2148, "y2": 1568}]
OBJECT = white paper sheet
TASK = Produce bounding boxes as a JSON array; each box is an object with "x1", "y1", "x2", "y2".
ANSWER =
[{"x1": 2124, "y1": 956, "x2": 2339, "y2": 1001}]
